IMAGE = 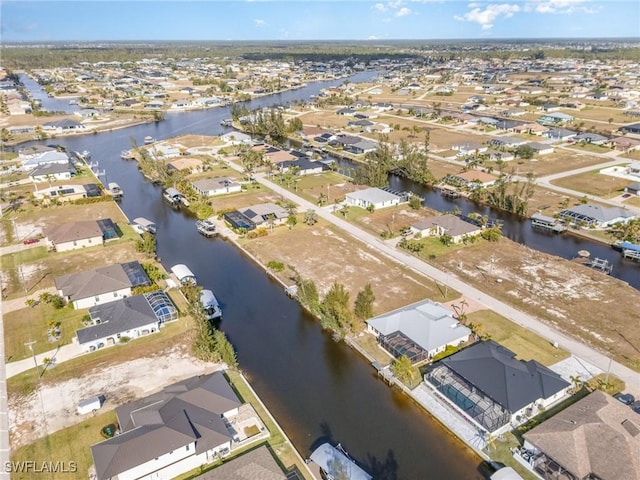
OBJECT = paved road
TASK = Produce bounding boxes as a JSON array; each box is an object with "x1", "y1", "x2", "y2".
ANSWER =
[
  {"x1": 239, "y1": 165, "x2": 640, "y2": 396},
  {"x1": 0, "y1": 299, "x2": 10, "y2": 479}
]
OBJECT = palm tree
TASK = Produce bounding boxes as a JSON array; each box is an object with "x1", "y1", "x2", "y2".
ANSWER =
[{"x1": 304, "y1": 209, "x2": 318, "y2": 226}]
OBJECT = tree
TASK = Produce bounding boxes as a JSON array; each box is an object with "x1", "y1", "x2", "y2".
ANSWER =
[
  {"x1": 392, "y1": 355, "x2": 416, "y2": 387},
  {"x1": 515, "y1": 145, "x2": 535, "y2": 160},
  {"x1": 480, "y1": 225, "x2": 502, "y2": 242},
  {"x1": 354, "y1": 283, "x2": 375, "y2": 320},
  {"x1": 606, "y1": 218, "x2": 640, "y2": 243},
  {"x1": 296, "y1": 276, "x2": 319, "y2": 313},
  {"x1": 304, "y1": 209, "x2": 318, "y2": 226},
  {"x1": 213, "y1": 329, "x2": 237, "y2": 367},
  {"x1": 320, "y1": 281, "x2": 353, "y2": 334},
  {"x1": 135, "y1": 231, "x2": 157, "y2": 257},
  {"x1": 288, "y1": 117, "x2": 303, "y2": 133},
  {"x1": 408, "y1": 195, "x2": 422, "y2": 210},
  {"x1": 286, "y1": 214, "x2": 297, "y2": 229}
]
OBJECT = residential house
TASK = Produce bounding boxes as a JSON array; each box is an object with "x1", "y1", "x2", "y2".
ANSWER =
[
  {"x1": 76, "y1": 290, "x2": 177, "y2": 352},
  {"x1": 628, "y1": 162, "x2": 640, "y2": 178},
  {"x1": 220, "y1": 131, "x2": 252, "y2": 145},
  {"x1": 29, "y1": 161, "x2": 76, "y2": 183},
  {"x1": 571, "y1": 133, "x2": 609, "y2": 145},
  {"x1": 622, "y1": 122, "x2": 640, "y2": 134},
  {"x1": 524, "y1": 142, "x2": 554, "y2": 155},
  {"x1": 522, "y1": 390, "x2": 640, "y2": 480},
  {"x1": 34, "y1": 184, "x2": 89, "y2": 203},
  {"x1": 90, "y1": 371, "x2": 242, "y2": 480},
  {"x1": 558, "y1": 203, "x2": 635, "y2": 227},
  {"x1": 611, "y1": 137, "x2": 640, "y2": 153},
  {"x1": 21, "y1": 150, "x2": 70, "y2": 171},
  {"x1": 191, "y1": 177, "x2": 242, "y2": 197},
  {"x1": 512, "y1": 123, "x2": 548, "y2": 136},
  {"x1": 277, "y1": 157, "x2": 325, "y2": 176},
  {"x1": 485, "y1": 149, "x2": 514, "y2": 162},
  {"x1": 366, "y1": 299, "x2": 471, "y2": 363},
  {"x1": 55, "y1": 261, "x2": 151, "y2": 309},
  {"x1": 42, "y1": 118, "x2": 87, "y2": 133},
  {"x1": 239, "y1": 203, "x2": 288, "y2": 227},
  {"x1": 625, "y1": 182, "x2": 640, "y2": 196},
  {"x1": 348, "y1": 140, "x2": 378, "y2": 155},
  {"x1": 194, "y1": 446, "x2": 286, "y2": 480},
  {"x1": 452, "y1": 142, "x2": 488, "y2": 156},
  {"x1": 542, "y1": 128, "x2": 577, "y2": 142},
  {"x1": 44, "y1": 218, "x2": 118, "y2": 252},
  {"x1": 345, "y1": 188, "x2": 403, "y2": 210},
  {"x1": 537, "y1": 112, "x2": 574, "y2": 125},
  {"x1": 410, "y1": 214, "x2": 483, "y2": 243},
  {"x1": 489, "y1": 136, "x2": 527, "y2": 148},
  {"x1": 424, "y1": 340, "x2": 570, "y2": 434}
]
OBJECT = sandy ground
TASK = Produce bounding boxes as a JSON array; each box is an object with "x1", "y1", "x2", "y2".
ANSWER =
[{"x1": 9, "y1": 347, "x2": 222, "y2": 449}]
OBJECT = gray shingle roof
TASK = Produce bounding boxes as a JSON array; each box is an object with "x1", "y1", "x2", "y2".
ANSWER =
[
  {"x1": 441, "y1": 340, "x2": 569, "y2": 412},
  {"x1": 92, "y1": 372, "x2": 241, "y2": 480},
  {"x1": 44, "y1": 220, "x2": 103, "y2": 244},
  {"x1": 195, "y1": 446, "x2": 286, "y2": 480},
  {"x1": 411, "y1": 214, "x2": 481, "y2": 238},
  {"x1": 346, "y1": 187, "x2": 400, "y2": 205},
  {"x1": 54, "y1": 262, "x2": 148, "y2": 302},
  {"x1": 560, "y1": 203, "x2": 635, "y2": 223}
]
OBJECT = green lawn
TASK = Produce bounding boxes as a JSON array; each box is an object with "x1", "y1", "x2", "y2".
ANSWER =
[
  {"x1": 277, "y1": 170, "x2": 349, "y2": 205},
  {"x1": 566, "y1": 143, "x2": 613, "y2": 154},
  {"x1": 353, "y1": 333, "x2": 394, "y2": 367},
  {"x1": 485, "y1": 431, "x2": 539, "y2": 480},
  {"x1": 409, "y1": 235, "x2": 470, "y2": 260},
  {"x1": 467, "y1": 310, "x2": 570, "y2": 366},
  {"x1": 10, "y1": 410, "x2": 117, "y2": 480},
  {"x1": 5, "y1": 304, "x2": 88, "y2": 362}
]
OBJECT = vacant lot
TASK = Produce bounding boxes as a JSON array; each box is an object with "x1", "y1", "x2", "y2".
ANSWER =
[
  {"x1": 552, "y1": 170, "x2": 631, "y2": 198},
  {"x1": 343, "y1": 204, "x2": 438, "y2": 238},
  {"x1": 430, "y1": 238, "x2": 640, "y2": 371},
  {"x1": 566, "y1": 143, "x2": 613, "y2": 155},
  {"x1": 485, "y1": 149, "x2": 608, "y2": 178},
  {"x1": 239, "y1": 219, "x2": 459, "y2": 319},
  {"x1": 278, "y1": 171, "x2": 353, "y2": 205},
  {"x1": 525, "y1": 186, "x2": 581, "y2": 216}
]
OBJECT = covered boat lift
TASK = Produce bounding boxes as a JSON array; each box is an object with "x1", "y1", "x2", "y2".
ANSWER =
[
  {"x1": 620, "y1": 241, "x2": 640, "y2": 262},
  {"x1": 309, "y1": 443, "x2": 372, "y2": 480},
  {"x1": 132, "y1": 217, "x2": 157, "y2": 234},
  {"x1": 200, "y1": 289, "x2": 222, "y2": 320},
  {"x1": 171, "y1": 264, "x2": 197, "y2": 285}
]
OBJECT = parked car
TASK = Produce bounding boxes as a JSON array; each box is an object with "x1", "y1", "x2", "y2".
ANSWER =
[
  {"x1": 631, "y1": 401, "x2": 640, "y2": 414},
  {"x1": 22, "y1": 238, "x2": 40, "y2": 245},
  {"x1": 614, "y1": 392, "x2": 635, "y2": 405}
]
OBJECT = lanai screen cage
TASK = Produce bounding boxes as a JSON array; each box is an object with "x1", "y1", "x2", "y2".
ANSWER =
[
  {"x1": 145, "y1": 291, "x2": 178, "y2": 324},
  {"x1": 425, "y1": 364, "x2": 511, "y2": 432},
  {"x1": 557, "y1": 210, "x2": 598, "y2": 227},
  {"x1": 379, "y1": 331, "x2": 429, "y2": 364}
]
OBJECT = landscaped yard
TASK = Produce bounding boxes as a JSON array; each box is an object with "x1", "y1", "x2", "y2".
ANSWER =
[{"x1": 466, "y1": 310, "x2": 570, "y2": 366}]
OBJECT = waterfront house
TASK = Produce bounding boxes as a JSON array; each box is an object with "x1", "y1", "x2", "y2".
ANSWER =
[
  {"x1": 76, "y1": 290, "x2": 177, "y2": 352},
  {"x1": 29, "y1": 161, "x2": 77, "y2": 183},
  {"x1": 410, "y1": 214, "x2": 483, "y2": 243},
  {"x1": 558, "y1": 203, "x2": 635, "y2": 227},
  {"x1": 42, "y1": 118, "x2": 87, "y2": 134},
  {"x1": 277, "y1": 157, "x2": 325, "y2": 176},
  {"x1": 34, "y1": 184, "x2": 89, "y2": 203},
  {"x1": 194, "y1": 446, "x2": 286, "y2": 480},
  {"x1": 366, "y1": 299, "x2": 471, "y2": 363},
  {"x1": 44, "y1": 219, "x2": 117, "y2": 252},
  {"x1": 537, "y1": 112, "x2": 574, "y2": 125},
  {"x1": 425, "y1": 340, "x2": 570, "y2": 434},
  {"x1": 220, "y1": 131, "x2": 252, "y2": 145},
  {"x1": 166, "y1": 157, "x2": 204, "y2": 174},
  {"x1": 90, "y1": 371, "x2": 241, "y2": 480},
  {"x1": 239, "y1": 203, "x2": 288, "y2": 227},
  {"x1": 522, "y1": 390, "x2": 640, "y2": 480},
  {"x1": 21, "y1": 150, "x2": 70, "y2": 171},
  {"x1": 348, "y1": 140, "x2": 379, "y2": 155},
  {"x1": 191, "y1": 177, "x2": 242, "y2": 197},
  {"x1": 55, "y1": 261, "x2": 151, "y2": 309},
  {"x1": 345, "y1": 188, "x2": 402, "y2": 210},
  {"x1": 447, "y1": 170, "x2": 498, "y2": 189}
]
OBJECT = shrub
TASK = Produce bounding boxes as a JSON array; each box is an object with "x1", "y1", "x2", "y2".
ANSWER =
[
  {"x1": 119, "y1": 336, "x2": 131, "y2": 344},
  {"x1": 266, "y1": 260, "x2": 285, "y2": 272}
]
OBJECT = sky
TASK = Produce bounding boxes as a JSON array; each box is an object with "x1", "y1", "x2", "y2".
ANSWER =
[{"x1": 1, "y1": 0, "x2": 639, "y2": 42}]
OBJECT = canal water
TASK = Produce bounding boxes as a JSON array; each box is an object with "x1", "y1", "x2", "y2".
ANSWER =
[
  {"x1": 18, "y1": 72, "x2": 488, "y2": 479},
  {"x1": 17, "y1": 73, "x2": 81, "y2": 115}
]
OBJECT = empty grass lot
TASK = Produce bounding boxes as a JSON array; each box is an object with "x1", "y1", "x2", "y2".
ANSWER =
[
  {"x1": 10, "y1": 410, "x2": 118, "y2": 480},
  {"x1": 5, "y1": 304, "x2": 88, "y2": 362},
  {"x1": 551, "y1": 170, "x2": 630, "y2": 198},
  {"x1": 467, "y1": 310, "x2": 570, "y2": 366}
]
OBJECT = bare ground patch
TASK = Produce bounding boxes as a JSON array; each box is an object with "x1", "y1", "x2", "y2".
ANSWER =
[
  {"x1": 431, "y1": 239, "x2": 640, "y2": 370},
  {"x1": 9, "y1": 346, "x2": 221, "y2": 449}
]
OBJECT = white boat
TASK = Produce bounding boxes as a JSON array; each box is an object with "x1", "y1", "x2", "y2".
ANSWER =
[
  {"x1": 107, "y1": 182, "x2": 123, "y2": 200},
  {"x1": 200, "y1": 289, "x2": 222, "y2": 320},
  {"x1": 309, "y1": 443, "x2": 372, "y2": 480},
  {"x1": 121, "y1": 150, "x2": 135, "y2": 159},
  {"x1": 196, "y1": 218, "x2": 217, "y2": 237},
  {"x1": 163, "y1": 187, "x2": 183, "y2": 205},
  {"x1": 143, "y1": 135, "x2": 156, "y2": 144},
  {"x1": 132, "y1": 217, "x2": 156, "y2": 235},
  {"x1": 220, "y1": 119, "x2": 233, "y2": 127}
]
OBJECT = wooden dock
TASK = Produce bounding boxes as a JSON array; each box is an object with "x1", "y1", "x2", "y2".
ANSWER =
[{"x1": 622, "y1": 249, "x2": 640, "y2": 262}]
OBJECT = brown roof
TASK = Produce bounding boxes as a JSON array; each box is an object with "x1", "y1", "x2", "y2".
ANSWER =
[
  {"x1": 44, "y1": 220, "x2": 102, "y2": 244},
  {"x1": 524, "y1": 390, "x2": 640, "y2": 480},
  {"x1": 302, "y1": 126, "x2": 326, "y2": 137},
  {"x1": 167, "y1": 157, "x2": 203, "y2": 171},
  {"x1": 195, "y1": 445, "x2": 286, "y2": 480},
  {"x1": 264, "y1": 149, "x2": 296, "y2": 164}
]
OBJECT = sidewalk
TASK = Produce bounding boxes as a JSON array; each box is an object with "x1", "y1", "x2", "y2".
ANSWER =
[{"x1": 5, "y1": 343, "x2": 83, "y2": 378}]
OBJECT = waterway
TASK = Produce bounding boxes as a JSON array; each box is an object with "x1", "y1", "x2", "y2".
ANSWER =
[
  {"x1": 16, "y1": 72, "x2": 488, "y2": 479},
  {"x1": 17, "y1": 73, "x2": 81, "y2": 114}
]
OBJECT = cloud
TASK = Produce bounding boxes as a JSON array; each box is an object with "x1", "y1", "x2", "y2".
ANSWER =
[
  {"x1": 368, "y1": 35, "x2": 380, "y2": 40},
  {"x1": 526, "y1": 0, "x2": 594, "y2": 14},
  {"x1": 396, "y1": 7, "x2": 411, "y2": 16},
  {"x1": 373, "y1": 3, "x2": 387, "y2": 12},
  {"x1": 455, "y1": 3, "x2": 521, "y2": 30},
  {"x1": 254, "y1": 19, "x2": 266, "y2": 27},
  {"x1": 373, "y1": 0, "x2": 414, "y2": 18}
]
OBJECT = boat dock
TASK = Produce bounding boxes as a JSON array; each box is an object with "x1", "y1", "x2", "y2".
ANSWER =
[
  {"x1": 530, "y1": 213, "x2": 567, "y2": 233},
  {"x1": 196, "y1": 218, "x2": 217, "y2": 237},
  {"x1": 619, "y1": 241, "x2": 640, "y2": 262},
  {"x1": 106, "y1": 182, "x2": 123, "y2": 200},
  {"x1": 589, "y1": 257, "x2": 613, "y2": 274},
  {"x1": 438, "y1": 184, "x2": 460, "y2": 199}
]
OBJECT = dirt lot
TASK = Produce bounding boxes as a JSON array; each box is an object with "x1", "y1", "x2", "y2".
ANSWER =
[
  {"x1": 485, "y1": 149, "x2": 609, "y2": 178},
  {"x1": 525, "y1": 186, "x2": 581, "y2": 216},
  {"x1": 431, "y1": 238, "x2": 640, "y2": 371},
  {"x1": 240, "y1": 220, "x2": 458, "y2": 318},
  {"x1": 347, "y1": 204, "x2": 438, "y2": 237},
  {"x1": 552, "y1": 170, "x2": 631, "y2": 198},
  {"x1": 9, "y1": 346, "x2": 220, "y2": 449}
]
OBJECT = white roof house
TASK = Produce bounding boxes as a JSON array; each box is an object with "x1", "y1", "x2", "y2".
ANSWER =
[
  {"x1": 366, "y1": 299, "x2": 471, "y2": 361},
  {"x1": 345, "y1": 188, "x2": 402, "y2": 210},
  {"x1": 191, "y1": 177, "x2": 242, "y2": 197},
  {"x1": 558, "y1": 203, "x2": 635, "y2": 227}
]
